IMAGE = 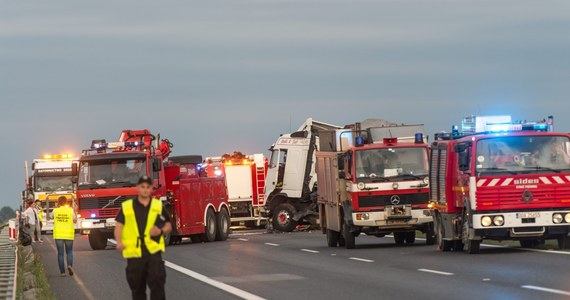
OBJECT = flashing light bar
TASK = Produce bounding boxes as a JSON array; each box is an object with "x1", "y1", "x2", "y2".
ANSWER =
[
  {"x1": 91, "y1": 141, "x2": 142, "y2": 150},
  {"x1": 42, "y1": 153, "x2": 74, "y2": 160},
  {"x1": 460, "y1": 115, "x2": 553, "y2": 135}
]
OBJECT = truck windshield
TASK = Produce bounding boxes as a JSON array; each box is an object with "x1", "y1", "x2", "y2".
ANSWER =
[
  {"x1": 354, "y1": 147, "x2": 428, "y2": 182},
  {"x1": 476, "y1": 135, "x2": 570, "y2": 174},
  {"x1": 78, "y1": 158, "x2": 146, "y2": 189},
  {"x1": 35, "y1": 176, "x2": 73, "y2": 192}
]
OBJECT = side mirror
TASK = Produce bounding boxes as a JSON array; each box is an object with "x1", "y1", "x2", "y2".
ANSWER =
[
  {"x1": 71, "y1": 162, "x2": 79, "y2": 176},
  {"x1": 153, "y1": 159, "x2": 162, "y2": 172}
]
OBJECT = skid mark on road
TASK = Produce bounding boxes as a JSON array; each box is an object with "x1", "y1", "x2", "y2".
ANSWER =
[{"x1": 165, "y1": 260, "x2": 266, "y2": 300}]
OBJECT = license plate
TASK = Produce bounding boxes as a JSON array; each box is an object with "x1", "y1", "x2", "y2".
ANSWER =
[{"x1": 516, "y1": 212, "x2": 540, "y2": 219}]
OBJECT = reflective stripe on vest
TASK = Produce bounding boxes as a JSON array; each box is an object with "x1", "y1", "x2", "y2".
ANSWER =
[
  {"x1": 53, "y1": 207, "x2": 75, "y2": 240},
  {"x1": 121, "y1": 199, "x2": 165, "y2": 259}
]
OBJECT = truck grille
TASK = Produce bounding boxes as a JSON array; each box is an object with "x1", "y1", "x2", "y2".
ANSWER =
[
  {"x1": 477, "y1": 187, "x2": 570, "y2": 209},
  {"x1": 358, "y1": 193, "x2": 429, "y2": 208},
  {"x1": 78, "y1": 196, "x2": 131, "y2": 210}
]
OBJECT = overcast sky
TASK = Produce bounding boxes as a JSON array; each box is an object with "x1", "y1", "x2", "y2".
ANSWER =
[{"x1": 1, "y1": 0, "x2": 569, "y2": 208}]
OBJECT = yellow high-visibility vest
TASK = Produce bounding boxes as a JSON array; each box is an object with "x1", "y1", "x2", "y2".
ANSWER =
[
  {"x1": 121, "y1": 199, "x2": 165, "y2": 259},
  {"x1": 37, "y1": 207, "x2": 43, "y2": 222},
  {"x1": 53, "y1": 206, "x2": 75, "y2": 240}
]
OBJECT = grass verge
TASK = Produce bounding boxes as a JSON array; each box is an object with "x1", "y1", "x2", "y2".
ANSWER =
[{"x1": 16, "y1": 245, "x2": 55, "y2": 300}]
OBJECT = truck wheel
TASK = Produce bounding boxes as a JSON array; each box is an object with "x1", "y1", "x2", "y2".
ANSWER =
[
  {"x1": 88, "y1": 230, "x2": 107, "y2": 250},
  {"x1": 558, "y1": 235, "x2": 570, "y2": 250},
  {"x1": 215, "y1": 208, "x2": 230, "y2": 241},
  {"x1": 405, "y1": 231, "x2": 416, "y2": 244},
  {"x1": 436, "y1": 216, "x2": 452, "y2": 252},
  {"x1": 326, "y1": 229, "x2": 340, "y2": 247},
  {"x1": 164, "y1": 232, "x2": 172, "y2": 246},
  {"x1": 425, "y1": 223, "x2": 436, "y2": 245},
  {"x1": 462, "y1": 218, "x2": 479, "y2": 254},
  {"x1": 394, "y1": 232, "x2": 406, "y2": 245},
  {"x1": 203, "y1": 209, "x2": 217, "y2": 242},
  {"x1": 342, "y1": 225, "x2": 356, "y2": 249},
  {"x1": 272, "y1": 203, "x2": 297, "y2": 232}
]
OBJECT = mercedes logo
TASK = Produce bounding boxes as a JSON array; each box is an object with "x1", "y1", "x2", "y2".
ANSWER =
[{"x1": 390, "y1": 195, "x2": 401, "y2": 205}]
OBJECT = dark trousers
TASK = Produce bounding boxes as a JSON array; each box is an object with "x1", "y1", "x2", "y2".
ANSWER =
[
  {"x1": 126, "y1": 252, "x2": 166, "y2": 300},
  {"x1": 55, "y1": 239, "x2": 73, "y2": 274}
]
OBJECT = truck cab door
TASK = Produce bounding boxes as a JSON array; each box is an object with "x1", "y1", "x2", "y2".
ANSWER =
[{"x1": 265, "y1": 149, "x2": 285, "y2": 199}]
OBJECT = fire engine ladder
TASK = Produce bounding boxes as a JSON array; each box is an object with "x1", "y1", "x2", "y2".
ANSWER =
[{"x1": 255, "y1": 166, "x2": 266, "y2": 206}]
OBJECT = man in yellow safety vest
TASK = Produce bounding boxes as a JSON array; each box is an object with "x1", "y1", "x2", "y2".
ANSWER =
[
  {"x1": 115, "y1": 176, "x2": 172, "y2": 300},
  {"x1": 53, "y1": 196, "x2": 76, "y2": 277}
]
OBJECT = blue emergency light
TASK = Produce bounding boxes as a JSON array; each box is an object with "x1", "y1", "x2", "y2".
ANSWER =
[
  {"x1": 355, "y1": 136, "x2": 365, "y2": 147},
  {"x1": 414, "y1": 133, "x2": 424, "y2": 144}
]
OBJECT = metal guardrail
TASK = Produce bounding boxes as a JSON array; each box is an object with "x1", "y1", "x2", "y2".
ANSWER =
[{"x1": 0, "y1": 223, "x2": 17, "y2": 300}]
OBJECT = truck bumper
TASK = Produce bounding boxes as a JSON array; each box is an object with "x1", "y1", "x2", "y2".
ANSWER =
[
  {"x1": 79, "y1": 218, "x2": 116, "y2": 235},
  {"x1": 352, "y1": 208, "x2": 432, "y2": 228},
  {"x1": 473, "y1": 210, "x2": 570, "y2": 239}
]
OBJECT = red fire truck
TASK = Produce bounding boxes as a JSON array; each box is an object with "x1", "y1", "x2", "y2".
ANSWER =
[
  {"x1": 204, "y1": 152, "x2": 268, "y2": 227},
  {"x1": 429, "y1": 115, "x2": 570, "y2": 254},
  {"x1": 74, "y1": 130, "x2": 230, "y2": 250},
  {"x1": 317, "y1": 122, "x2": 434, "y2": 249}
]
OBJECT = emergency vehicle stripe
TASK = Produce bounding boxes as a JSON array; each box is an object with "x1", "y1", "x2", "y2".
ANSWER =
[
  {"x1": 477, "y1": 179, "x2": 487, "y2": 187},
  {"x1": 540, "y1": 177, "x2": 552, "y2": 184},
  {"x1": 567, "y1": 176, "x2": 570, "y2": 182},
  {"x1": 553, "y1": 176, "x2": 565, "y2": 184},
  {"x1": 501, "y1": 178, "x2": 514, "y2": 186},
  {"x1": 488, "y1": 178, "x2": 501, "y2": 187}
]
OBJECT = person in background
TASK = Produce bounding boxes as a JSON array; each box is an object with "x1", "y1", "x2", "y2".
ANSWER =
[
  {"x1": 53, "y1": 196, "x2": 76, "y2": 277},
  {"x1": 24, "y1": 201, "x2": 38, "y2": 242},
  {"x1": 34, "y1": 200, "x2": 44, "y2": 242},
  {"x1": 115, "y1": 176, "x2": 172, "y2": 300}
]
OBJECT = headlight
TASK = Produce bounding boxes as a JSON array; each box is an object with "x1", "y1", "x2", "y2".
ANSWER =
[
  {"x1": 493, "y1": 215, "x2": 504, "y2": 226},
  {"x1": 565, "y1": 213, "x2": 570, "y2": 223},
  {"x1": 553, "y1": 213, "x2": 563, "y2": 224},
  {"x1": 361, "y1": 213, "x2": 370, "y2": 220},
  {"x1": 81, "y1": 221, "x2": 93, "y2": 228},
  {"x1": 423, "y1": 177, "x2": 429, "y2": 184},
  {"x1": 392, "y1": 182, "x2": 399, "y2": 190},
  {"x1": 357, "y1": 182, "x2": 366, "y2": 190},
  {"x1": 481, "y1": 216, "x2": 492, "y2": 227}
]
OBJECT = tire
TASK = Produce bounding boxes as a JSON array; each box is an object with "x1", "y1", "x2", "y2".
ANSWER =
[
  {"x1": 215, "y1": 208, "x2": 230, "y2": 241},
  {"x1": 436, "y1": 215, "x2": 452, "y2": 252},
  {"x1": 520, "y1": 239, "x2": 540, "y2": 248},
  {"x1": 405, "y1": 231, "x2": 416, "y2": 244},
  {"x1": 202, "y1": 209, "x2": 217, "y2": 242},
  {"x1": 558, "y1": 235, "x2": 569, "y2": 250},
  {"x1": 342, "y1": 224, "x2": 356, "y2": 249},
  {"x1": 425, "y1": 223, "x2": 436, "y2": 245},
  {"x1": 272, "y1": 203, "x2": 297, "y2": 232},
  {"x1": 164, "y1": 232, "x2": 172, "y2": 246},
  {"x1": 394, "y1": 232, "x2": 406, "y2": 245},
  {"x1": 326, "y1": 229, "x2": 340, "y2": 247},
  {"x1": 462, "y1": 218, "x2": 480, "y2": 254},
  {"x1": 88, "y1": 230, "x2": 107, "y2": 250}
]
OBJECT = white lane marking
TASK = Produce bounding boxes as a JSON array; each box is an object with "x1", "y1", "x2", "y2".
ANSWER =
[
  {"x1": 300, "y1": 249, "x2": 319, "y2": 253},
  {"x1": 331, "y1": 254, "x2": 337, "y2": 256},
  {"x1": 482, "y1": 278, "x2": 491, "y2": 282},
  {"x1": 265, "y1": 243, "x2": 280, "y2": 247},
  {"x1": 237, "y1": 238, "x2": 249, "y2": 242},
  {"x1": 417, "y1": 268, "x2": 454, "y2": 276},
  {"x1": 349, "y1": 257, "x2": 374, "y2": 263},
  {"x1": 521, "y1": 285, "x2": 570, "y2": 296},
  {"x1": 165, "y1": 261, "x2": 266, "y2": 300}
]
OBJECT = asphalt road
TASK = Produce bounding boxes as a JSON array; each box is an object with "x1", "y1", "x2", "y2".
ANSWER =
[{"x1": 34, "y1": 230, "x2": 570, "y2": 300}]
